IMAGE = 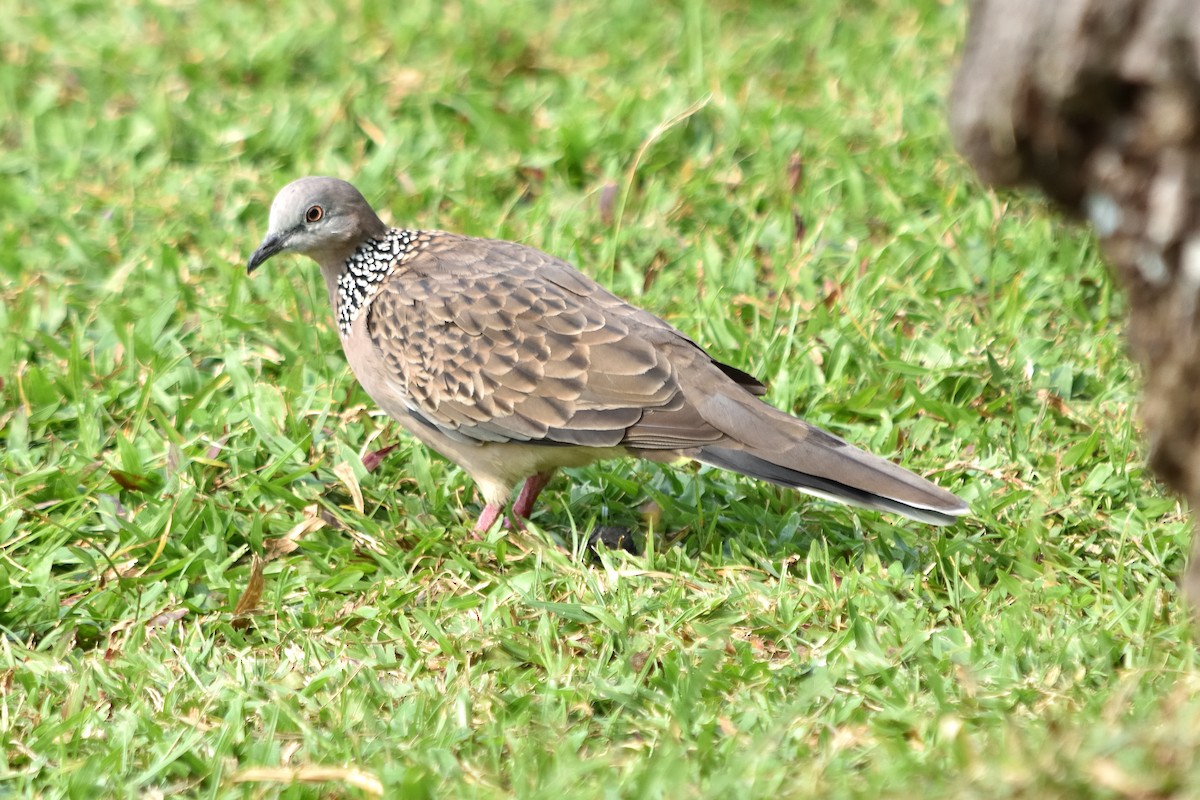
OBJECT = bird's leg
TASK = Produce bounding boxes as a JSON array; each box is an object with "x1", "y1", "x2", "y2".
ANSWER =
[
  {"x1": 475, "y1": 472, "x2": 555, "y2": 535},
  {"x1": 511, "y1": 471, "x2": 555, "y2": 521},
  {"x1": 473, "y1": 503, "x2": 505, "y2": 537}
]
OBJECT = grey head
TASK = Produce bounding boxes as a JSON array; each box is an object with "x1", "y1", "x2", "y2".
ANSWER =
[{"x1": 247, "y1": 177, "x2": 389, "y2": 273}]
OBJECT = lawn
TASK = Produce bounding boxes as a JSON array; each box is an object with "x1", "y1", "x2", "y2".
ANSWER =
[{"x1": 2, "y1": 0, "x2": 1197, "y2": 797}]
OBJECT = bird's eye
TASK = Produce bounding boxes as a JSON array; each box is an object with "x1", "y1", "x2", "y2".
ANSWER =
[{"x1": 305, "y1": 205, "x2": 324, "y2": 223}]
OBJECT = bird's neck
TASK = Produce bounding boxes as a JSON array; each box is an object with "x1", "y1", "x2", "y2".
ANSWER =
[{"x1": 321, "y1": 228, "x2": 423, "y2": 336}]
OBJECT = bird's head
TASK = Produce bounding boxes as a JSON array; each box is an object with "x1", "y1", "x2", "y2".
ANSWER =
[{"x1": 247, "y1": 176, "x2": 388, "y2": 273}]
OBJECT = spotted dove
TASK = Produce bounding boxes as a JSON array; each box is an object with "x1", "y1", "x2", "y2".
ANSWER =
[{"x1": 247, "y1": 177, "x2": 969, "y2": 533}]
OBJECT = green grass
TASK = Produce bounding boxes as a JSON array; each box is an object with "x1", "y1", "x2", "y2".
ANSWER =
[{"x1": 1, "y1": 0, "x2": 1195, "y2": 796}]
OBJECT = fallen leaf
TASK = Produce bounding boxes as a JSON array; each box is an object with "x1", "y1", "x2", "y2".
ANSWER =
[
  {"x1": 231, "y1": 555, "x2": 265, "y2": 629},
  {"x1": 1037, "y1": 389, "x2": 1071, "y2": 416},
  {"x1": 265, "y1": 506, "x2": 326, "y2": 561},
  {"x1": 362, "y1": 444, "x2": 399, "y2": 473},
  {"x1": 333, "y1": 462, "x2": 365, "y2": 514},
  {"x1": 110, "y1": 469, "x2": 162, "y2": 493},
  {"x1": 147, "y1": 608, "x2": 187, "y2": 629},
  {"x1": 263, "y1": 536, "x2": 300, "y2": 561}
]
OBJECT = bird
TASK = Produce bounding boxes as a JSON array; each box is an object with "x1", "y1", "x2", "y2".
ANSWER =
[{"x1": 247, "y1": 176, "x2": 969, "y2": 534}]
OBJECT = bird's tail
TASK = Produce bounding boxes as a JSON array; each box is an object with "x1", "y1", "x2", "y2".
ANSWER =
[
  {"x1": 694, "y1": 443, "x2": 965, "y2": 525},
  {"x1": 686, "y1": 385, "x2": 969, "y2": 526}
]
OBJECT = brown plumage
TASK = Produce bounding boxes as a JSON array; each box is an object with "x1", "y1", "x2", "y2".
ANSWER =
[{"x1": 248, "y1": 176, "x2": 969, "y2": 533}]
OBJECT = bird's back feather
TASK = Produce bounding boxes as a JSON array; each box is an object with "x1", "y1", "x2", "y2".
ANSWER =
[{"x1": 358, "y1": 230, "x2": 967, "y2": 523}]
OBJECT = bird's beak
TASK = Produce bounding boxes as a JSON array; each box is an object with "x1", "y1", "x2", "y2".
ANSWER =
[{"x1": 247, "y1": 231, "x2": 288, "y2": 274}]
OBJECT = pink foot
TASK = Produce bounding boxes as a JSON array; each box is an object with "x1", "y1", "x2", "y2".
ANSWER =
[
  {"x1": 473, "y1": 503, "x2": 504, "y2": 537},
  {"x1": 512, "y1": 471, "x2": 554, "y2": 520}
]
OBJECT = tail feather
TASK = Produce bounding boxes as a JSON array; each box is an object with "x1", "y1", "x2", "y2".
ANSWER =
[
  {"x1": 695, "y1": 445, "x2": 966, "y2": 526},
  {"x1": 661, "y1": 347, "x2": 969, "y2": 526}
]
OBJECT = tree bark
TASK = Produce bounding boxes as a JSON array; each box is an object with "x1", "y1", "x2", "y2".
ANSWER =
[{"x1": 950, "y1": 0, "x2": 1200, "y2": 604}]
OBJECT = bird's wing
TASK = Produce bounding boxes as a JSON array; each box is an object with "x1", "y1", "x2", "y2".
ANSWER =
[{"x1": 364, "y1": 233, "x2": 764, "y2": 449}]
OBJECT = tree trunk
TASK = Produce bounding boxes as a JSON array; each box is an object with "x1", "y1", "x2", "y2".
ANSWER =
[{"x1": 950, "y1": 0, "x2": 1200, "y2": 604}]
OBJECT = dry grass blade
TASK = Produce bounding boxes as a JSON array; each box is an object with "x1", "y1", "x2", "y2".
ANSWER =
[
  {"x1": 265, "y1": 504, "x2": 327, "y2": 561},
  {"x1": 229, "y1": 765, "x2": 383, "y2": 796},
  {"x1": 333, "y1": 461, "x2": 366, "y2": 514}
]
